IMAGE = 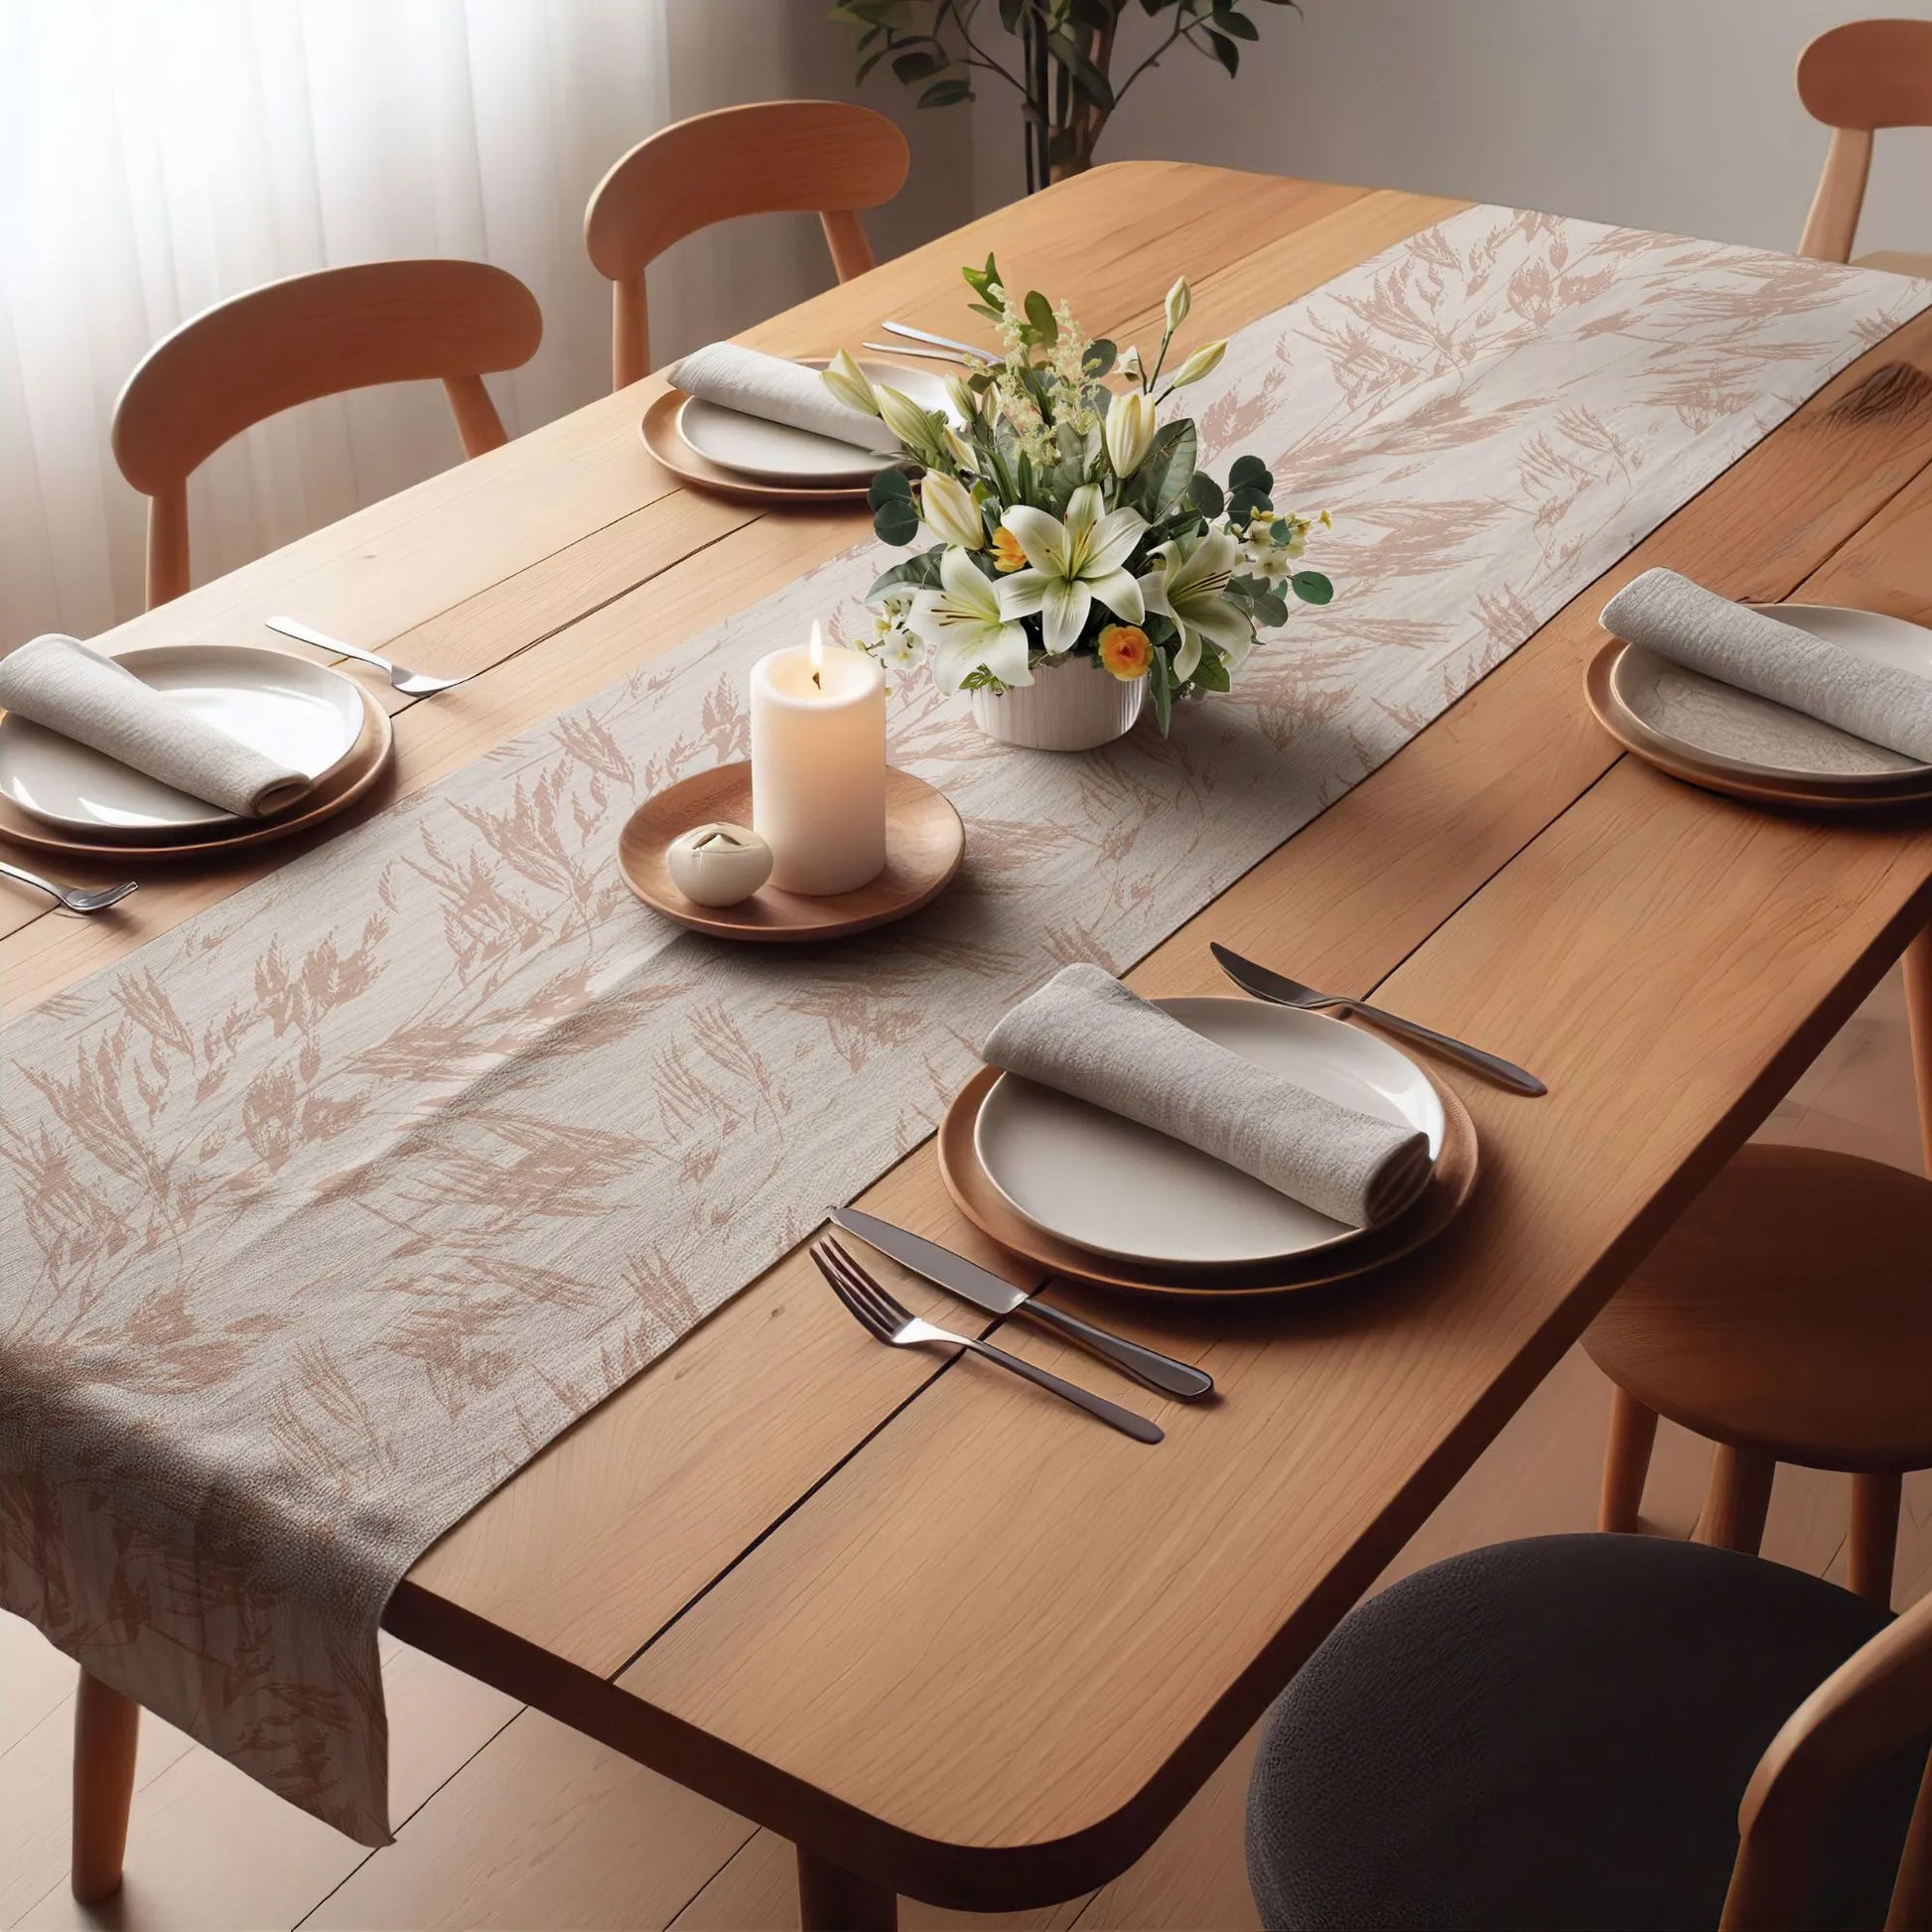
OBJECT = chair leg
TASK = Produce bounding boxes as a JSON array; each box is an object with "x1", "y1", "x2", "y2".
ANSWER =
[
  {"x1": 796, "y1": 1848, "x2": 897, "y2": 1931},
  {"x1": 71, "y1": 1671, "x2": 139, "y2": 1902},
  {"x1": 1904, "y1": 920, "x2": 1932, "y2": 1178},
  {"x1": 1598, "y1": 1385, "x2": 1660, "y2": 1533},
  {"x1": 1699, "y1": 1445, "x2": 1776, "y2": 1556},
  {"x1": 1849, "y1": 1469, "x2": 1903, "y2": 1608}
]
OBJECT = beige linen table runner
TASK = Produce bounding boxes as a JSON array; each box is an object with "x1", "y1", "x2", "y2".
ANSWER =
[{"x1": 4, "y1": 208, "x2": 1923, "y2": 1845}]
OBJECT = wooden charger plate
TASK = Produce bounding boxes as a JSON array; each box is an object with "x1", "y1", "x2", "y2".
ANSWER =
[
  {"x1": 936, "y1": 1058, "x2": 1478, "y2": 1301},
  {"x1": 1585, "y1": 639, "x2": 1932, "y2": 811},
  {"x1": 620, "y1": 760, "x2": 964, "y2": 941},
  {"x1": 0, "y1": 687, "x2": 393, "y2": 861}
]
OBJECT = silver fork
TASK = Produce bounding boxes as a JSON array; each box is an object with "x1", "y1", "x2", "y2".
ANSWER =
[
  {"x1": 811, "y1": 1237, "x2": 1163, "y2": 1445},
  {"x1": 264, "y1": 617, "x2": 473, "y2": 696},
  {"x1": 0, "y1": 859, "x2": 137, "y2": 913}
]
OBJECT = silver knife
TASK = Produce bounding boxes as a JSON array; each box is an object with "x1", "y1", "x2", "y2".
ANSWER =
[{"x1": 829, "y1": 1206, "x2": 1213, "y2": 1401}]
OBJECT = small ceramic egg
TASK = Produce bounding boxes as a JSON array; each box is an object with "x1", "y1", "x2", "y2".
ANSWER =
[{"x1": 666, "y1": 821, "x2": 773, "y2": 907}]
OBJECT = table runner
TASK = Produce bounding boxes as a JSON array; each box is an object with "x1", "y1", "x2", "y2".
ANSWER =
[{"x1": 3, "y1": 207, "x2": 1924, "y2": 1845}]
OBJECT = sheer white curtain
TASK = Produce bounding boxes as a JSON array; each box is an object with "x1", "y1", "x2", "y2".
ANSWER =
[{"x1": 0, "y1": 0, "x2": 885, "y2": 643}]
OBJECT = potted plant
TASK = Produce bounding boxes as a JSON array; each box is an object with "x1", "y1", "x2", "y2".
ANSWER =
[
  {"x1": 826, "y1": 260, "x2": 1332, "y2": 751},
  {"x1": 834, "y1": 0, "x2": 1301, "y2": 191}
]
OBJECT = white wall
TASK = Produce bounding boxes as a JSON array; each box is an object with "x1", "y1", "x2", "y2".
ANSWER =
[{"x1": 965, "y1": 0, "x2": 1932, "y2": 256}]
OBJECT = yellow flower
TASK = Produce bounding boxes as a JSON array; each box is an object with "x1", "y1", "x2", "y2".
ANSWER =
[
  {"x1": 1097, "y1": 622, "x2": 1153, "y2": 681},
  {"x1": 990, "y1": 525, "x2": 1029, "y2": 573}
]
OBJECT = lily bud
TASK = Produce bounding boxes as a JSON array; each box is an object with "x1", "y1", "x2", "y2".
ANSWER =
[
  {"x1": 1118, "y1": 344, "x2": 1145, "y2": 384},
  {"x1": 1169, "y1": 340, "x2": 1227, "y2": 389},
  {"x1": 943, "y1": 423, "x2": 980, "y2": 473},
  {"x1": 1103, "y1": 388, "x2": 1157, "y2": 479},
  {"x1": 1164, "y1": 278, "x2": 1190, "y2": 336},
  {"x1": 944, "y1": 372, "x2": 977, "y2": 421},
  {"x1": 919, "y1": 470, "x2": 985, "y2": 550},
  {"x1": 875, "y1": 384, "x2": 942, "y2": 455},
  {"x1": 821, "y1": 348, "x2": 879, "y2": 418}
]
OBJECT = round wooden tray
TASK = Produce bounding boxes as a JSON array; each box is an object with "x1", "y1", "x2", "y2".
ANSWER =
[
  {"x1": 0, "y1": 687, "x2": 394, "y2": 861},
  {"x1": 1585, "y1": 639, "x2": 1932, "y2": 811},
  {"x1": 935, "y1": 1057, "x2": 1479, "y2": 1300},
  {"x1": 619, "y1": 761, "x2": 964, "y2": 941}
]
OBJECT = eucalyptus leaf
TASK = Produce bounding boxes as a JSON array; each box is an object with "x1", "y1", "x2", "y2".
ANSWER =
[
  {"x1": 1082, "y1": 338, "x2": 1117, "y2": 377},
  {"x1": 1227, "y1": 453, "x2": 1271, "y2": 489},
  {"x1": 1185, "y1": 472, "x2": 1225, "y2": 517},
  {"x1": 866, "y1": 549, "x2": 945, "y2": 600},
  {"x1": 1291, "y1": 570, "x2": 1334, "y2": 606},
  {"x1": 867, "y1": 468, "x2": 912, "y2": 507},
  {"x1": 874, "y1": 498, "x2": 921, "y2": 545}
]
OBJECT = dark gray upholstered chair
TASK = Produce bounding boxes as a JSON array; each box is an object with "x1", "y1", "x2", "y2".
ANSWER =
[{"x1": 1246, "y1": 1535, "x2": 1932, "y2": 1931}]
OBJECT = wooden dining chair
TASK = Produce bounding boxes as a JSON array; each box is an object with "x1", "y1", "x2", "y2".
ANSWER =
[
  {"x1": 1583, "y1": 1143, "x2": 1932, "y2": 1610},
  {"x1": 1246, "y1": 1533, "x2": 1932, "y2": 1930},
  {"x1": 583, "y1": 100, "x2": 910, "y2": 391},
  {"x1": 112, "y1": 259, "x2": 543, "y2": 609},
  {"x1": 1797, "y1": 19, "x2": 1932, "y2": 272}
]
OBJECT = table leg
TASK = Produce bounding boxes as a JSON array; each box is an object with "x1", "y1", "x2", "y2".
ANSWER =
[
  {"x1": 796, "y1": 1847, "x2": 897, "y2": 1930},
  {"x1": 1905, "y1": 921, "x2": 1932, "y2": 1177},
  {"x1": 71, "y1": 1670, "x2": 139, "y2": 1902}
]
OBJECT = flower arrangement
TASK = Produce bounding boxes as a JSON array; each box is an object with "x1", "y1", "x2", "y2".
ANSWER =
[{"x1": 824, "y1": 259, "x2": 1331, "y2": 735}]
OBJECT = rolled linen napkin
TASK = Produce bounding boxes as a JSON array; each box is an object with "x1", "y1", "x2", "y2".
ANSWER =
[
  {"x1": 1600, "y1": 568, "x2": 1932, "y2": 763},
  {"x1": 0, "y1": 634, "x2": 314, "y2": 818},
  {"x1": 981, "y1": 964, "x2": 1434, "y2": 1229},
  {"x1": 663, "y1": 343, "x2": 899, "y2": 456}
]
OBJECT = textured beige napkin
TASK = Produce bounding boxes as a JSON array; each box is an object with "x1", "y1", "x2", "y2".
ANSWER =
[
  {"x1": 663, "y1": 343, "x2": 899, "y2": 456},
  {"x1": 1600, "y1": 568, "x2": 1932, "y2": 762},
  {"x1": 0, "y1": 634, "x2": 314, "y2": 818},
  {"x1": 981, "y1": 965, "x2": 1434, "y2": 1228}
]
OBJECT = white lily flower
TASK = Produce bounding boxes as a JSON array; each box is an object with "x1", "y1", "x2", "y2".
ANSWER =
[
  {"x1": 871, "y1": 595, "x2": 925, "y2": 673},
  {"x1": 1103, "y1": 389, "x2": 1157, "y2": 479},
  {"x1": 1169, "y1": 340, "x2": 1227, "y2": 390},
  {"x1": 909, "y1": 544, "x2": 1035, "y2": 694},
  {"x1": 997, "y1": 483, "x2": 1149, "y2": 656},
  {"x1": 821, "y1": 349, "x2": 879, "y2": 418},
  {"x1": 875, "y1": 383, "x2": 943, "y2": 455},
  {"x1": 1165, "y1": 278, "x2": 1190, "y2": 335},
  {"x1": 1118, "y1": 344, "x2": 1145, "y2": 384},
  {"x1": 1141, "y1": 528, "x2": 1252, "y2": 681},
  {"x1": 920, "y1": 470, "x2": 985, "y2": 550}
]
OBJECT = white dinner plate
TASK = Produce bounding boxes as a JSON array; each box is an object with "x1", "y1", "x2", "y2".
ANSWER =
[
  {"x1": 0, "y1": 644, "x2": 367, "y2": 835},
  {"x1": 1610, "y1": 604, "x2": 1932, "y2": 784},
  {"x1": 676, "y1": 359, "x2": 956, "y2": 486},
  {"x1": 972, "y1": 998, "x2": 1446, "y2": 1269}
]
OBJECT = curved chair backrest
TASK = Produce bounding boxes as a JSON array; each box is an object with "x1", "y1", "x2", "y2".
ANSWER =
[
  {"x1": 113, "y1": 259, "x2": 543, "y2": 608},
  {"x1": 583, "y1": 99, "x2": 910, "y2": 391},
  {"x1": 1795, "y1": 20, "x2": 1932, "y2": 260},
  {"x1": 1721, "y1": 1584, "x2": 1932, "y2": 1928}
]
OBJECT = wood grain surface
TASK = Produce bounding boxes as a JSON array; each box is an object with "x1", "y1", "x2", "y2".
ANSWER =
[{"x1": 12, "y1": 163, "x2": 1932, "y2": 1914}]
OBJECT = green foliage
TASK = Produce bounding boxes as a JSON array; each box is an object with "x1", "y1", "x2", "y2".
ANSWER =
[
  {"x1": 831, "y1": 1, "x2": 1301, "y2": 195},
  {"x1": 873, "y1": 496, "x2": 921, "y2": 545},
  {"x1": 866, "y1": 548, "x2": 945, "y2": 601},
  {"x1": 1133, "y1": 420, "x2": 1197, "y2": 518},
  {"x1": 1184, "y1": 472, "x2": 1225, "y2": 518},
  {"x1": 1291, "y1": 570, "x2": 1333, "y2": 606}
]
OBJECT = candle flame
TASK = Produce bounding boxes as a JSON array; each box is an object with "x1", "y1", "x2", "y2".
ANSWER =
[{"x1": 809, "y1": 621, "x2": 824, "y2": 691}]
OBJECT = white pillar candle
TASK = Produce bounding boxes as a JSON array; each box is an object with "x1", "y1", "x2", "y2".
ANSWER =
[{"x1": 750, "y1": 624, "x2": 888, "y2": 896}]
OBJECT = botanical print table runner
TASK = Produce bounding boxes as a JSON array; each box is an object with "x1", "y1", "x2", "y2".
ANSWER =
[{"x1": 3, "y1": 208, "x2": 1924, "y2": 1845}]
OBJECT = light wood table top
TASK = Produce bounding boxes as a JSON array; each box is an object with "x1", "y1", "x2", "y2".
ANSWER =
[{"x1": 15, "y1": 164, "x2": 1932, "y2": 1922}]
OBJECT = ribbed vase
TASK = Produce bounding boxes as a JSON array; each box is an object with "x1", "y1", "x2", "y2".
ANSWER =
[{"x1": 969, "y1": 657, "x2": 1146, "y2": 751}]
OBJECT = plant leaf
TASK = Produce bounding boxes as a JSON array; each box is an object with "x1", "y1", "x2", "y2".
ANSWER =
[
  {"x1": 1082, "y1": 338, "x2": 1117, "y2": 377},
  {"x1": 1024, "y1": 289, "x2": 1058, "y2": 345},
  {"x1": 1185, "y1": 472, "x2": 1225, "y2": 517},
  {"x1": 918, "y1": 76, "x2": 973, "y2": 105},
  {"x1": 868, "y1": 468, "x2": 912, "y2": 507},
  {"x1": 875, "y1": 498, "x2": 921, "y2": 545},
  {"x1": 866, "y1": 548, "x2": 945, "y2": 600},
  {"x1": 1137, "y1": 419, "x2": 1197, "y2": 516},
  {"x1": 1290, "y1": 570, "x2": 1333, "y2": 606},
  {"x1": 1227, "y1": 453, "x2": 1270, "y2": 489},
  {"x1": 1150, "y1": 645, "x2": 1173, "y2": 734}
]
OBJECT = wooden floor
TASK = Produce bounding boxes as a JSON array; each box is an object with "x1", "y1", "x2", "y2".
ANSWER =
[{"x1": 4, "y1": 965, "x2": 1926, "y2": 1931}]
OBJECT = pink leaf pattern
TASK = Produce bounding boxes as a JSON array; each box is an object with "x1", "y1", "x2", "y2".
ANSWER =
[{"x1": 2, "y1": 210, "x2": 1924, "y2": 1846}]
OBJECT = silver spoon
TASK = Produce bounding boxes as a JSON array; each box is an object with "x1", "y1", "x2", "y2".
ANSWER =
[
  {"x1": 0, "y1": 859, "x2": 138, "y2": 914},
  {"x1": 263, "y1": 617, "x2": 472, "y2": 696}
]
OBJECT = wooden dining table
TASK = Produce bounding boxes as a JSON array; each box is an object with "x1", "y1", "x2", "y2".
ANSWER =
[{"x1": 14, "y1": 162, "x2": 1932, "y2": 1928}]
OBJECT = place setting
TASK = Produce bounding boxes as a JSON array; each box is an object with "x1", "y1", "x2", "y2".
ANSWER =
[
  {"x1": 641, "y1": 332, "x2": 964, "y2": 505},
  {"x1": 0, "y1": 628, "x2": 396, "y2": 879},
  {"x1": 1587, "y1": 567, "x2": 1932, "y2": 810}
]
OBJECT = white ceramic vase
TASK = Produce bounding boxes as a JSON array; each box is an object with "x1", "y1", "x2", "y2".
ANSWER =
[{"x1": 969, "y1": 657, "x2": 1146, "y2": 751}]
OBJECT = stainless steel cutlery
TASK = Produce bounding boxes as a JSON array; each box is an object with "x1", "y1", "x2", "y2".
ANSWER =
[
  {"x1": 1211, "y1": 941, "x2": 1547, "y2": 1096},
  {"x1": 830, "y1": 1205, "x2": 1211, "y2": 1400},
  {"x1": 882, "y1": 319, "x2": 991, "y2": 359},
  {"x1": 812, "y1": 1236, "x2": 1163, "y2": 1445},
  {"x1": 265, "y1": 616, "x2": 473, "y2": 696},
  {"x1": 0, "y1": 860, "x2": 137, "y2": 913}
]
